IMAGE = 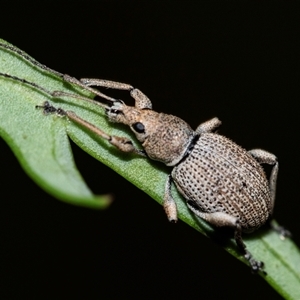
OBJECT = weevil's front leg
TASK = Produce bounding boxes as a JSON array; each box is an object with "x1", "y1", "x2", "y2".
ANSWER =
[
  {"x1": 62, "y1": 75, "x2": 117, "y2": 103},
  {"x1": 195, "y1": 117, "x2": 222, "y2": 134},
  {"x1": 163, "y1": 175, "x2": 178, "y2": 222},
  {"x1": 37, "y1": 101, "x2": 146, "y2": 157},
  {"x1": 80, "y1": 78, "x2": 152, "y2": 110}
]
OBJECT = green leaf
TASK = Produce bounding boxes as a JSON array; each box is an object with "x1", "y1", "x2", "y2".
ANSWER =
[
  {"x1": 0, "y1": 39, "x2": 111, "y2": 209},
  {"x1": 1, "y1": 39, "x2": 300, "y2": 299}
]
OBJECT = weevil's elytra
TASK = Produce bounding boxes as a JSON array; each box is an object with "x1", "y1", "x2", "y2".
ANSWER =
[
  {"x1": 0, "y1": 42, "x2": 290, "y2": 274},
  {"x1": 173, "y1": 133, "x2": 271, "y2": 231}
]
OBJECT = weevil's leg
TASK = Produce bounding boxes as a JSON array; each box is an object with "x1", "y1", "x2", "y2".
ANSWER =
[
  {"x1": 80, "y1": 78, "x2": 152, "y2": 109},
  {"x1": 248, "y1": 149, "x2": 290, "y2": 238},
  {"x1": 163, "y1": 175, "x2": 178, "y2": 222},
  {"x1": 184, "y1": 205, "x2": 265, "y2": 273},
  {"x1": 80, "y1": 78, "x2": 134, "y2": 90},
  {"x1": 248, "y1": 149, "x2": 278, "y2": 215},
  {"x1": 62, "y1": 75, "x2": 117, "y2": 103},
  {"x1": 269, "y1": 221, "x2": 291, "y2": 239},
  {"x1": 51, "y1": 91, "x2": 109, "y2": 109},
  {"x1": 36, "y1": 102, "x2": 146, "y2": 157},
  {"x1": 195, "y1": 117, "x2": 222, "y2": 134},
  {"x1": 234, "y1": 222, "x2": 265, "y2": 274}
]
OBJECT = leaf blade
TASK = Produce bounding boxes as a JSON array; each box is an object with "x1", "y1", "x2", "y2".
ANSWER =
[{"x1": 1, "y1": 39, "x2": 300, "y2": 299}]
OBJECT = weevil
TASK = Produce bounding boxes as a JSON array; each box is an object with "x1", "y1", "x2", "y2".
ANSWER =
[{"x1": 0, "y1": 42, "x2": 290, "y2": 273}]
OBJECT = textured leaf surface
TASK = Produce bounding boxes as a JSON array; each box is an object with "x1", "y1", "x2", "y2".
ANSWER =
[
  {"x1": 0, "y1": 39, "x2": 110, "y2": 208},
  {"x1": 0, "y1": 39, "x2": 300, "y2": 299}
]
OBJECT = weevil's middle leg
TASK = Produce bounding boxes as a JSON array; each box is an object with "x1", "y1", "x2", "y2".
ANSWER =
[
  {"x1": 195, "y1": 117, "x2": 222, "y2": 134},
  {"x1": 234, "y1": 223, "x2": 265, "y2": 274},
  {"x1": 163, "y1": 175, "x2": 178, "y2": 222},
  {"x1": 80, "y1": 78, "x2": 152, "y2": 110},
  {"x1": 36, "y1": 102, "x2": 146, "y2": 157}
]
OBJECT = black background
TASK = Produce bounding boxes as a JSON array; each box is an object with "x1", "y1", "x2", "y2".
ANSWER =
[{"x1": 1, "y1": 2, "x2": 299, "y2": 299}]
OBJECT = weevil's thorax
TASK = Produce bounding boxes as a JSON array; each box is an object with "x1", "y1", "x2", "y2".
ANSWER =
[
  {"x1": 107, "y1": 103, "x2": 195, "y2": 166},
  {"x1": 141, "y1": 112, "x2": 195, "y2": 166}
]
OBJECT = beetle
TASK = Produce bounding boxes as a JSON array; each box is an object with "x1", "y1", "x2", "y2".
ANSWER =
[
  {"x1": 55, "y1": 79, "x2": 279, "y2": 273},
  {"x1": 0, "y1": 42, "x2": 290, "y2": 273}
]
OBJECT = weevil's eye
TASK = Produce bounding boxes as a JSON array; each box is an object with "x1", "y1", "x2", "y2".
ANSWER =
[{"x1": 132, "y1": 122, "x2": 145, "y2": 133}]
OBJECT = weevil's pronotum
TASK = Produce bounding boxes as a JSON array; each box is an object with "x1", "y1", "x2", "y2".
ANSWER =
[{"x1": 0, "y1": 42, "x2": 290, "y2": 273}]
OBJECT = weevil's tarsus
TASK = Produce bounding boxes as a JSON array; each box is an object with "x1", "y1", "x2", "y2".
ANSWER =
[
  {"x1": 35, "y1": 101, "x2": 63, "y2": 115},
  {"x1": 244, "y1": 251, "x2": 265, "y2": 275},
  {"x1": 270, "y1": 222, "x2": 292, "y2": 240},
  {"x1": 234, "y1": 222, "x2": 266, "y2": 274}
]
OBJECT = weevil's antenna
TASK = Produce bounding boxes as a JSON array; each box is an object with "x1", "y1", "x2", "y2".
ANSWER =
[
  {"x1": 0, "y1": 42, "x2": 64, "y2": 78},
  {"x1": 0, "y1": 72, "x2": 53, "y2": 95},
  {"x1": 0, "y1": 42, "x2": 117, "y2": 104},
  {"x1": 0, "y1": 72, "x2": 110, "y2": 110}
]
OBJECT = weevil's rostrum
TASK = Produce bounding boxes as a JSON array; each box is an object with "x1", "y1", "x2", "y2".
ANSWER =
[{"x1": 0, "y1": 42, "x2": 287, "y2": 274}]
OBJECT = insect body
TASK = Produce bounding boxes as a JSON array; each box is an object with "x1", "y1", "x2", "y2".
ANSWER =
[
  {"x1": 47, "y1": 78, "x2": 278, "y2": 273},
  {"x1": 0, "y1": 42, "x2": 285, "y2": 273}
]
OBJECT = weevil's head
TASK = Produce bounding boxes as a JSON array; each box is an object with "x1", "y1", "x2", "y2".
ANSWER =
[{"x1": 106, "y1": 100, "x2": 195, "y2": 166}]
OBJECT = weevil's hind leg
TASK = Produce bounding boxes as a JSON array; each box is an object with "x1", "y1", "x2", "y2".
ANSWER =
[
  {"x1": 163, "y1": 175, "x2": 178, "y2": 222},
  {"x1": 248, "y1": 149, "x2": 291, "y2": 238},
  {"x1": 36, "y1": 102, "x2": 147, "y2": 157},
  {"x1": 184, "y1": 205, "x2": 265, "y2": 273},
  {"x1": 234, "y1": 223, "x2": 265, "y2": 274},
  {"x1": 80, "y1": 78, "x2": 152, "y2": 109},
  {"x1": 195, "y1": 117, "x2": 222, "y2": 134},
  {"x1": 248, "y1": 149, "x2": 278, "y2": 215}
]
